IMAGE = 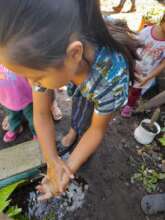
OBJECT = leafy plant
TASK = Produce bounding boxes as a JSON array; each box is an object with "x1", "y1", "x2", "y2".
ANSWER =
[
  {"x1": 7, "y1": 206, "x2": 22, "y2": 218},
  {"x1": 143, "y1": 7, "x2": 164, "y2": 24},
  {"x1": 161, "y1": 127, "x2": 165, "y2": 132},
  {"x1": 0, "y1": 181, "x2": 24, "y2": 218},
  {"x1": 131, "y1": 165, "x2": 165, "y2": 192},
  {"x1": 159, "y1": 136, "x2": 165, "y2": 147}
]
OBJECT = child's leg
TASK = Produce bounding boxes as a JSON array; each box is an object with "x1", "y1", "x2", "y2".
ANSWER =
[
  {"x1": 4, "y1": 108, "x2": 22, "y2": 132},
  {"x1": 62, "y1": 94, "x2": 94, "y2": 147},
  {"x1": 121, "y1": 87, "x2": 141, "y2": 117},
  {"x1": 127, "y1": 87, "x2": 142, "y2": 107},
  {"x1": 23, "y1": 103, "x2": 36, "y2": 136},
  {"x1": 129, "y1": 0, "x2": 136, "y2": 11},
  {"x1": 120, "y1": 0, "x2": 127, "y2": 6},
  {"x1": 52, "y1": 90, "x2": 63, "y2": 121},
  {"x1": 3, "y1": 108, "x2": 23, "y2": 142},
  {"x1": 113, "y1": 0, "x2": 126, "y2": 12},
  {"x1": 115, "y1": 0, "x2": 126, "y2": 7}
]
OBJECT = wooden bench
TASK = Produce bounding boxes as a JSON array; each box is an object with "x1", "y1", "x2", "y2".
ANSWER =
[{"x1": 0, "y1": 141, "x2": 44, "y2": 188}]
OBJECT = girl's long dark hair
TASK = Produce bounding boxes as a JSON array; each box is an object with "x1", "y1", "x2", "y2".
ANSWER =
[{"x1": 0, "y1": 0, "x2": 141, "y2": 82}]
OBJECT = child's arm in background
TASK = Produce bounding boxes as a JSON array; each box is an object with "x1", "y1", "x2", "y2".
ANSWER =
[
  {"x1": 139, "y1": 59, "x2": 165, "y2": 87},
  {"x1": 33, "y1": 91, "x2": 73, "y2": 196}
]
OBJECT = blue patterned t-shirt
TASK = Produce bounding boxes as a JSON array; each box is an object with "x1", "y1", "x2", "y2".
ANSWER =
[
  {"x1": 76, "y1": 47, "x2": 129, "y2": 115},
  {"x1": 33, "y1": 47, "x2": 129, "y2": 115}
]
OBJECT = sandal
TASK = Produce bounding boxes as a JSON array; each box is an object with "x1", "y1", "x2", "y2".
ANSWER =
[
  {"x1": 121, "y1": 105, "x2": 133, "y2": 118},
  {"x1": 2, "y1": 116, "x2": 10, "y2": 131},
  {"x1": 57, "y1": 136, "x2": 78, "y2": 156},
  {"x1": 3, "y1": 126, "x2": 23, "y2": 143}
]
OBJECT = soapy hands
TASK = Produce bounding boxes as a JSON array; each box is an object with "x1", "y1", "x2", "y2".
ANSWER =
[{"x1": 37, "y1": 157, "x2": 74, "y2": 201}]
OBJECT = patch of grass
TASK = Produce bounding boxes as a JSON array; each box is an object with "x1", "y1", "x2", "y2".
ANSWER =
[{"x1": 131, "y1": 165, "x2": 165, "y2": 192}]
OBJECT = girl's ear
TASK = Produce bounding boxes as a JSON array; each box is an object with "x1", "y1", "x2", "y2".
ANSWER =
[{"x1": 66, "y1": 41, "x2": 84, "y2": 64}]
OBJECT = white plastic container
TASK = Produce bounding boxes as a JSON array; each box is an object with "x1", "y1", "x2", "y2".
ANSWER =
[{"x1": 134, "y1": 119, "x2": 161, "y2": 145}]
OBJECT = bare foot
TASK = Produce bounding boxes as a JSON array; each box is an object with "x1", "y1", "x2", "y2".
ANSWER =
[
  {"x1": 112, "y1": 5, "x2": 123, "y2": 13},
  {"x1": 62, "y1": 128, "x2": 77, "y2": 147},
  {"x1": 52, "y1": 100, "x2": 63, "y2": 121}
]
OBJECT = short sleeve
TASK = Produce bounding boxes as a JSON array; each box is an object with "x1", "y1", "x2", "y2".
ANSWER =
[
  {"x1": 94, "y1": 73, "x2": 129, "y2": 115},
  {"x1": 138, "y1": 26, "x2": 151, "y2": 42},
  {"x1": 32, "y1": 84, "x2": 48, "y2": 93}
]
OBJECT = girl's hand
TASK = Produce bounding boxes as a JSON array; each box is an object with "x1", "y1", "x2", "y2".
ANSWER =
[
  {"x1": 47, "y1": 157, "x2": 74, "y2": 192},
  {"x1": 134, "y1": 72, "x2": 143, "y2": 82},
  {"x1": 134, "y1": 73, "x2": 149, "y2": 87},
  {"x1": 37, "y1": 171, "x2": 73, "y2": 201},
  {"x1": 36, "y1": 175, "x2": 55, "y2": 201},
  {"x1": 37, "y1": 157, "x2": 74, "y2": 200},
  {"x1": 138, "y1": 76, "x2": 150, "y2": 87}
]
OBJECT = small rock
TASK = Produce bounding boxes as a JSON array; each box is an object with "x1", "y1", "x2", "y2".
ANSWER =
[
  {"x1": 125, "y1": 182, "x2": 130, "y2": 187},
  {"x1": 136, "y1": 145, "x2": 141, "y2": 149},
  {"x1": 137, "y1": 149, "x2": 143, "y2": 156}
]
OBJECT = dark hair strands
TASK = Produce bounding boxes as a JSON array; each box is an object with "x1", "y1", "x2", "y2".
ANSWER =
[{"x1": 0, "y1": 0, "x2": 142, "y2": 82}]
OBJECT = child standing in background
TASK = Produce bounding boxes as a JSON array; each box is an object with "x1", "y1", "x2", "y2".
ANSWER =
[
  {"x1": 121, "y1": 13, "x2": 165, "y2": 117},
  {"x1": 0, "y1": 65, "x2": 36, "y2": 142}
]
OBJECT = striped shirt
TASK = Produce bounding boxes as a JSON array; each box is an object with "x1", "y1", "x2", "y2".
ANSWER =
[
  {"x1": 76, "y1": 47, "x2": 129, "y2": 115},
  {"x1": 33, "y1": 47, "x2": 129, "y2": 116}
]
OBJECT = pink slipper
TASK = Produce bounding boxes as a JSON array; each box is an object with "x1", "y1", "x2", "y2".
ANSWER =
[
  {"x1": 121, "y1": 105, "x2": 133, "y2": 118},
  {"x1": 3, "y1": 131, "x2": 17, "y2": 143},
  {"x1": 3, "y1": 127, "x2": 23, "y2": 143}
]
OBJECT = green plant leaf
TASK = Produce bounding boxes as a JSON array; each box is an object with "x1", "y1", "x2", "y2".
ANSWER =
[
  {"x1": 132, "y1": 166, "x2": 162, "y2": 193},
  {"x1": 159, "y1": 137, "x2": 165, "y2": 147},
  {"x1": 158, "y1": 173, "x2": 165, "y2": 180},
  {"x1": 161, "y1": 127, "x2": 165, "y2": 132},
  {"x1": 0, "y1": 200, "x2": 11, "y2": 213},
  {"x1": 7, "y1": 206, "x2": 22, "y2": 217},
  {"x1": 0, "y1": 181, "x2": 24, "y2": 213}
]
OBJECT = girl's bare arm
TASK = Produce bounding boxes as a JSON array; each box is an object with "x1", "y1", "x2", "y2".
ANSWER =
[
  {"x1": 140, "y1": 59, "x2": 165, "y2": 87},
  {"x1": 67, "y1": 112, "x2": 114, "y2": 173},
  {"x1": 33, "y1": 90, "x2": 59, "y2": 162}
]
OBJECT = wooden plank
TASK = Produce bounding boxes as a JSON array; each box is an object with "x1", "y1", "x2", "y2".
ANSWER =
[{"x1": 0, "y1": 141, "x2": 43, "y2": 180}]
